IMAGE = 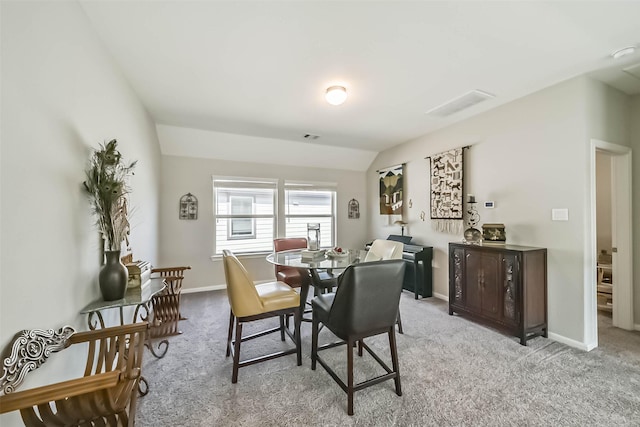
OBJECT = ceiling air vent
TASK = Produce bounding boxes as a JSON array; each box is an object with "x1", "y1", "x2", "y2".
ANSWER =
[
  {"x1": 303, "y1": 134, "x2": 320, "y2": 140},
  {"x1": 425, "y1": 89, "x2": 495, "y2": 118}
]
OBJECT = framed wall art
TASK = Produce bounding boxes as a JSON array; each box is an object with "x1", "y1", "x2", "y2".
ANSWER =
[
  {"x1": 428, "y1": 147, "x2": 465, "y2": 233},
  {"x1": 378, "y1": 164, "x2": 404, "y2": 215}
]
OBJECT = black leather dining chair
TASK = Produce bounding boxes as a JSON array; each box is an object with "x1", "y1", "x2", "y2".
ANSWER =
[{"x1": 310, "y1": 259, "x2": 406, "y2": 415}]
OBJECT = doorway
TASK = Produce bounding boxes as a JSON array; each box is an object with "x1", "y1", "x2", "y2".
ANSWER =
[{"x1": 587, "y1": 139, "x2": 634, "y2": 349}]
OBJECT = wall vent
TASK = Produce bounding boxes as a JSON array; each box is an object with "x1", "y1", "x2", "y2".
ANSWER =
[
  {"x1": 303, "y1": 134, "x2": 320, "y2": 140},
  {"x1": 425, "y1": 89, "x2": 495, "y2": 117}
]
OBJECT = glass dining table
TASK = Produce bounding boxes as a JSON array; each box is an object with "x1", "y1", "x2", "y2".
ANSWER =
[
  {"x1": 266, "y1": 248, "x2": 365, "y2": 271},
  {"x1": 265, "y1": 248, "x2": 366, "y2": 318}
]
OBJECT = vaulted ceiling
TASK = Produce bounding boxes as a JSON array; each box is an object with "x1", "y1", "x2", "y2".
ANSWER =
[{"x1": 80, "y1": 1, "x2": 640, "y2": 162}]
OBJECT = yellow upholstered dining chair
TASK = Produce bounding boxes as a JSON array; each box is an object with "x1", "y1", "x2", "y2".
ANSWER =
[
  {"x1": 222, "y1": 250, "x2": 302, "y2": 383},
  {"x1": 364, "y1": 239, "x2": 405, "y2": 333}
]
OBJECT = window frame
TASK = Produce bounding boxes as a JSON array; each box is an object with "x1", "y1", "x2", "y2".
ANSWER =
[
  {"x1": 213, "y1": 176, "x2": 277, "y2": 255},
  {"x1": 212, "y1": 177, "x2": 337, "y2": 256},
  {"x1": 283, "y1": 181, "x2": 337, "y2": 249}
]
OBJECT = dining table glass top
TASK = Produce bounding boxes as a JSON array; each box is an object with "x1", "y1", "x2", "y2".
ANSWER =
[{"x1": 266, "y1": 248, "x2": 366, "y2": 270}]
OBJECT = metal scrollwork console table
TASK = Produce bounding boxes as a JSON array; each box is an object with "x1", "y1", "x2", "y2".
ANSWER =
[{"x1": 80, "y1": 278, "x2": 168, "y2": 396}]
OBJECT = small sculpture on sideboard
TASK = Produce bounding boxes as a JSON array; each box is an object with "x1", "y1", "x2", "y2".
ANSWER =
[{"x1": 463, "y1": 194, "x2": 482, "y2": 244}]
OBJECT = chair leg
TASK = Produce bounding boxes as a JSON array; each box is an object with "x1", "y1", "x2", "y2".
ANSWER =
[
  {"x1": 232, "y1": 319, "x2": 242, "y2": 384},
  {"x1": 279, "y1": 315, "x2": 286, "y2": 341},
  {"x1": 396, "y1": 311, "x2": 404, "y2": 334},
  {"x1": 226, "y1": 309, "x2": 234, "y2": 357},
  {"x1": 388, "y1": 327, "x2": 402, "y2": 396},
  {"x1": 347, "y1": 336, "x2": 354, "y2": 416},
  {"x1": 294, "y1": 308, "x2": 302, "y2": 366},
  {"x1": 357, "y1": 340, "x2": 363, "y2": 357},
  {"x1": 311, "y1": 314, "x2": 318, "y2": 370}
]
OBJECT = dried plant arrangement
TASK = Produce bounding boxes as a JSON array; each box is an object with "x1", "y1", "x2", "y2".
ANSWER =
[{"x1": 83, "y1": 139, "x2": 137, "y2": 251}]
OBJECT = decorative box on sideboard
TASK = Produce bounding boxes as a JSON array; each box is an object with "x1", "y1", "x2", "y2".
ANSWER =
[
  {"x1": 125, "y1": 260, "x2": 151, "y2": 288},
  {"x1": 448, "y1": 242, "x2": 547, "y2": 345}
]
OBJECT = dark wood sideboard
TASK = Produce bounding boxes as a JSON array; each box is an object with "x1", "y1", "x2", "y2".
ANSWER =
[{"x1": 448, "y1": 242, "x2": 547, "y2": 345}]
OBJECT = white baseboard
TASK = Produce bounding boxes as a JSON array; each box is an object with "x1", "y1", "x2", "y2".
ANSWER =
[
  {"x1": 431, "y1": 293, "x2": 592, "y2": 351},
  {"x1": 182, "y1": 284, "x2": 226, "y2": 294},
  {"x1": 432, "y1": 291, "x2": 448, "y2": 301},
  {"x1": 547, "y1": 332, "x2": 594, "y2": 351}
]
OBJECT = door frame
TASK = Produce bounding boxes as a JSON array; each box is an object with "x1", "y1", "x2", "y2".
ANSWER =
[{"x1": 586, "y1": 139, "x2": 634, "y2": 349}]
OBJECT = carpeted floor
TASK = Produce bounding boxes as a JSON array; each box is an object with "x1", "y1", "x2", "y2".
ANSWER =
[{"x1": 136, "y1": 291, "x2": 640, "y2": 426}]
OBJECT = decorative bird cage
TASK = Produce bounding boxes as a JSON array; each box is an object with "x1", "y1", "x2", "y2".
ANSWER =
[
  {"x1": 179, "y1": 193, "x2": 198, "y2": 220},
  {"x1": 348, "y1": 199, "x2": 360, "y2": 219}
]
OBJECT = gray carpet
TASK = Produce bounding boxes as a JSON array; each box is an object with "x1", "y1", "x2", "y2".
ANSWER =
[{"x1": 137, "y1": 291, "x2": 640, "y2": 426}]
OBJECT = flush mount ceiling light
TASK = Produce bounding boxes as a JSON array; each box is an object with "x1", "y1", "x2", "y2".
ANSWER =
[
  {"x1": 611, "y1": 46, "x2": 637, "y2": 59},
  {"x1": 325, "y1": 86, "x2": 347, "y2": 106}
]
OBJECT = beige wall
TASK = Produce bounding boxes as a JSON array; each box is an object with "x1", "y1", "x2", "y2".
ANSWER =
[
  {"x1": 158, "y1": 155, "x2": 368, "y2": 289},
  {"x1": 585, "y1": 80, "x2": 635, "y2": 339},
  {"x1": 631, "y1": 95, "x2": 640, "y2": 322},
  {"x1": 367, "y1": 76, "x2": 638, "y2": 347},
  {"x1": 586, "y1": 79, "x2": 632, "y2": 145},
  {"x1": 0, "y1": 3, "x2": 161, "y2": 422}
]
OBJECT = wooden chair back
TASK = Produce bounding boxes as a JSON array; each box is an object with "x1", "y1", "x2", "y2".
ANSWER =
[
  {"x1": 150, "y1": 265, "x2": 191, "y2": 336},
  {"x1": 151, "y1": 265, "x2": 191, "y2": 295},
  {"x1": 0, "y1": 322, "x2": 147, "y2": 427}
]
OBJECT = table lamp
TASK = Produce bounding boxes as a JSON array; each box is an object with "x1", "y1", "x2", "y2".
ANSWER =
[
  {"x1": 463, "y1": 195, "x2": 482, "y2": 244},
  {"x1": 394, "y1": 220, "x2": 408, "y2": 236}
]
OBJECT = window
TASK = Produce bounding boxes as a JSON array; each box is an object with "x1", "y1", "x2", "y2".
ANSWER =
[
  {"x1": 285, "y1": 182, "x2": 336, "y2": 248},
  {"x1": 213, "y1": 178, "x2": 276, "y2": 254},
  {"x1": 213, "y1": 177, "x2": 336, "y2": 255},
  {"x1": 229, "y1": 196, "x2": 255, "y2": 238}
]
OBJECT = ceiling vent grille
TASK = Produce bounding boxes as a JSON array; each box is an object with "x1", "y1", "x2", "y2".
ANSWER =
[
  {"x1": 425, "y1": 90, "x2": 495, "y2": 118},
  {"x1": 303, "y1": 134, "x2": 320, "y2": 140}
]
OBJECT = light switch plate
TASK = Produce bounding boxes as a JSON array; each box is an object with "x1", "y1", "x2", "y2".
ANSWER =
[{"x1": 552, "y1": 208, "x2": 569, "y2": 221}]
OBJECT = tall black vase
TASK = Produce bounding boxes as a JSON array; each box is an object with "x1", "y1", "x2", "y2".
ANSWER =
[{"x1": 99, "y1": 250, "x2": 129, "y2": 301}]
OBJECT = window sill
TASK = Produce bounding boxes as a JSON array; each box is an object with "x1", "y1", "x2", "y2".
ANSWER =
[{"x1": 210, "y1": 252, "x2": 271, "y2": 261}]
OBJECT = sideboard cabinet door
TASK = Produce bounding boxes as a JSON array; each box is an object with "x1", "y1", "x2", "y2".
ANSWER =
[
  {"x1": 448, "y1": 243, "x2": 547, "y2": 346},
  {"x1": 500, "y1": 252, "x2": 519, "y2": 327},
  {"x1": 464, "y1": 249, "x2": 501, "y2": 321}
]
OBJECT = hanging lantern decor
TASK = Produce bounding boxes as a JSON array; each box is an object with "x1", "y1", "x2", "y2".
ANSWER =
[
  {"x1": 179, "y1": 193, "x2": 198, "y2": 220},
  {"x1": 348, "y1": 199, "x2": 360, "y2": 219}
]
